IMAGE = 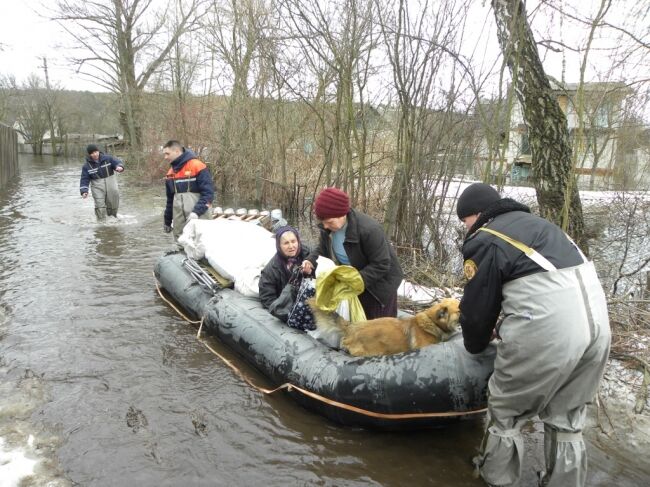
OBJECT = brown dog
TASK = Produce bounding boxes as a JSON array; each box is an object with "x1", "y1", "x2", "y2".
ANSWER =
[{"x1": 307, "y1": 298, "x2": 460, "y2": 357}]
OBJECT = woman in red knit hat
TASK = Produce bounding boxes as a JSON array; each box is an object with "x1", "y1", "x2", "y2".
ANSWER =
[{"x1": 302, "y1": 187, "x2": 403, "y2": 319}]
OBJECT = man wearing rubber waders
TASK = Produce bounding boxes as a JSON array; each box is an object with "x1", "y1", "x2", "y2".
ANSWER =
[
  {"x1": 79, "y1": 144, "x2": 124, "y2": 221},
  {"x1": 162, "y1": 140, "x2": 214, "y2": 239},
  {"x1": 456, "y1": 182, "x2": 611, "y2": 487}
]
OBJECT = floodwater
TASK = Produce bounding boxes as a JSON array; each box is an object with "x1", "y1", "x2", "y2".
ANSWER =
[{"x1": 0, "y1": 154, "x2": 649, "y2": 486}]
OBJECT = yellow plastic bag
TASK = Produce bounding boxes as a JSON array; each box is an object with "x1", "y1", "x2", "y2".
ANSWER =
[{"x1": 315, "y1": 265, "x2": 366, "y2": 323}]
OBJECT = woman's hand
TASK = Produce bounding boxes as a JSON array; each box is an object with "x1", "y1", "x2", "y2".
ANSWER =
[{"x1": 302, "y1": 260, "x2": 314, "y2": 275}]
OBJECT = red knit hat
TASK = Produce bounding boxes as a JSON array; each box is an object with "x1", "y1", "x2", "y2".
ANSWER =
[{"x1": 314, "y1": 187, "x2": 350, "y2": 219}]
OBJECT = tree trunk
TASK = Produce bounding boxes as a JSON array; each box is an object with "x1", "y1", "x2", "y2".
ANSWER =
[{"x1": 492, "y1": 0, "x2": 587, "y2": 251}]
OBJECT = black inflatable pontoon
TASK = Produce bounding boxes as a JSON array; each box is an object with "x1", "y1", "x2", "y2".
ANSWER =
[{"x1": 154, "y1": 251, "x2": 496, "y2": 430}]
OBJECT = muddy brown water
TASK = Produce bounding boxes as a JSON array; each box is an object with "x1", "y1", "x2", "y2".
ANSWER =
[{"x1": 0, "y1": 154, "x2": 648, "y2": 486}]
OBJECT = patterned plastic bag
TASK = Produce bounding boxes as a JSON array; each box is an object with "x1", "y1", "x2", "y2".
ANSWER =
[{"x1": 286, "y1": 278, "x2": 316, "y2": 331}]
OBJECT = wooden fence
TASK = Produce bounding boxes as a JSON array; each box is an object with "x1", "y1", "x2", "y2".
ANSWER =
[{"x1": 0, "y1": 123, "x2": 19, "y2": 189}]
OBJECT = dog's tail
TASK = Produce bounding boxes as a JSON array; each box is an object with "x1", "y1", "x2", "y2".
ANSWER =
[
  {"x1": 305, "y1": 297, "x2": 349, "y2": 350},
  {"x1": 305, "y1": 297, "x2": 349, "y2": 333}
]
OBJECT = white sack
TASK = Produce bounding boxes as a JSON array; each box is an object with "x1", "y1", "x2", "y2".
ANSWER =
[
  {"x1": 314, "y1": 255, "x2": 336, "y2": 277},
  {"x1": 177, "y1": 219, "x2": 207, "y2": 260},
  {"x1": 178, "y1": 219, "x2": 276, "y2": 296}
]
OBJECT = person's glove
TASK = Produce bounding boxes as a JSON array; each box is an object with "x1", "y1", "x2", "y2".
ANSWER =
[
  {"x1": 164, "y1": 224, "x2": 172, "y2": 233},
  {"x1": 187, "y1": 212, "x2": 198, "y2": 220}
]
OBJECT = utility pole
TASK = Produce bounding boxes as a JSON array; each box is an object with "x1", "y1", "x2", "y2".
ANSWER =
[{"x1": 41, "y1": 57, "x2": 51, "y2": 90}]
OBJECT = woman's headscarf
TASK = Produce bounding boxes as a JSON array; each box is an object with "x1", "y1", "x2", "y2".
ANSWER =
[{"x1": 274, "y1": 225, "x2": 303, "y2": 271}]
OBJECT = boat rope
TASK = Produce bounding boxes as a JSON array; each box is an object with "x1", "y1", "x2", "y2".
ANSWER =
[
  {"x1": 154, "y1": 274, "x2": 202, "y2": 324},
  {"x1": 154, "y1": 275, "x2": 488, "y2": 420}
]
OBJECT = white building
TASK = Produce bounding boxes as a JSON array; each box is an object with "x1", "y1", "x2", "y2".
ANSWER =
[{"x1": 477, "y1": 81, "x2": 647, "y2": 190}]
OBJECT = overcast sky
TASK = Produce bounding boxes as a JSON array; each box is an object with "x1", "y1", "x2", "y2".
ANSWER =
[
  {"x1": 1, "y1": 0, "x2": 647, "y2": 103},
  {"x1": 0, "y1": 0, "x2": 101, "y2": 91},
  {"x1": 0, "y1": 0, "x2": 551, "y2": 94}
]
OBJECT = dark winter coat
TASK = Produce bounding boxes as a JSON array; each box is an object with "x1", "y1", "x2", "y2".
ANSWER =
[
  {"x1": 306, "y1": 209, "x2": 403, "y2": 310},
  {"x1": 79, "y1": 153, "x2": 124, "y2": 195},
  {"x1": 460, "y1": 198, "x2": 585, "y2": 354},
  {"x1": 258, "y1": 245, "x2": 311, "y2": 310}
]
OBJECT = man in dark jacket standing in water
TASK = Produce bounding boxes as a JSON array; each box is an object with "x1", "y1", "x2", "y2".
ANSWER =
[
  {"x1": 80, "y1": 144, "x2": 124, "y2": 220},
  {"x1": 163, "y1": 140, "x2": 214, "y2": 239},
  {"x1": 456, "y1": 183, "x2": 610, "y2": 487}
]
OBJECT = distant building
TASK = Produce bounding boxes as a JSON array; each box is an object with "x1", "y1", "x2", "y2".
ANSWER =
[{"x1": 475, "y1": 81, "x2": 648, "y2": 190}]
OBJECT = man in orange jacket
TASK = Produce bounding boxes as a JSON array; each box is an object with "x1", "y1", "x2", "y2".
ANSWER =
[{"x1": 162, "y1": 140, "x2": 215, "y2": 239}]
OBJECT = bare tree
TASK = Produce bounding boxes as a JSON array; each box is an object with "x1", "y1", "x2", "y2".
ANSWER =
[
  {"x1": 39, "y1": 57, "x2": 64, "y2": 155},
  {"x1": 0, "y1": 75, "x2": 15, "y2": 124},
  {"x1": 378, "y1": 0, "x2": 474, "y2": 249},
  {"x1": 273, "y1": 3, "x2": 338, "y2": 191},
  {"x1": 542, "y1": 0, "x2": 644, "y2": 192},
  {"x1": 13, "y1": 75, "x2": 50, "y2": 155},
  {"x1": 149, "y1": 4, "x2": 204, "y2": 145},
  {"x1": 492, "y1": 0, "x2": 586, "y2": 248},
  {"x1": 201, "y1": 0, "x2": 271, "y2": 200},
  {"x1": 52, "y1": 0, "x2": 204, "y2": 158},
  {"x1": 615, "y1": 104, "x2": 650, "y2": 190},
  {"x1": 280, "y1": 0, "x2": 379, "y2": 205}
]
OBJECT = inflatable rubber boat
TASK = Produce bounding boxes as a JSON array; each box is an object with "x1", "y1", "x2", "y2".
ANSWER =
[{"x1": 154, "y1": 250, "x2": 496, "y2": 430}]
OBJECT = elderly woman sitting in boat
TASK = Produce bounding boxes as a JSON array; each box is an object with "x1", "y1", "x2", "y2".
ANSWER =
[{"x1": 258, "y1": 226, "x2": 313, "y2": 323}]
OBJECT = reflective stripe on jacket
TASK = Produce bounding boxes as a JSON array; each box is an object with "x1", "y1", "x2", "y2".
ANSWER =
[
  {"x1": 164, "y1": 151, "x2": 215, "y2": 226},
  {"x1": 165, "y1": 159, "x2": 208, "y2": 193},
  {"x1": 79, "y1": 153, "x2": 124, "y2": 195}
]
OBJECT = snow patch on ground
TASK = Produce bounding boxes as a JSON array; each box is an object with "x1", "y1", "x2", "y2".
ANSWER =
[
  {"x1": 596, "y1": 341, "x2": 650, "y2": 456},
  {"x1": 445, "y1": 179, "x2": 650, "y2": 205},
  {"x1": 587, "y1": 351, "x2": 650, "y2": 474},
  {"x1": 398, "y1": 280, "x2": 462, "y2": 304},
  {"x1": 601, "y1": 359, "x2": 650, "y2": 411},
  {"x1": 0, "y1": 437, "x2": 37, "y2": 487}
]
